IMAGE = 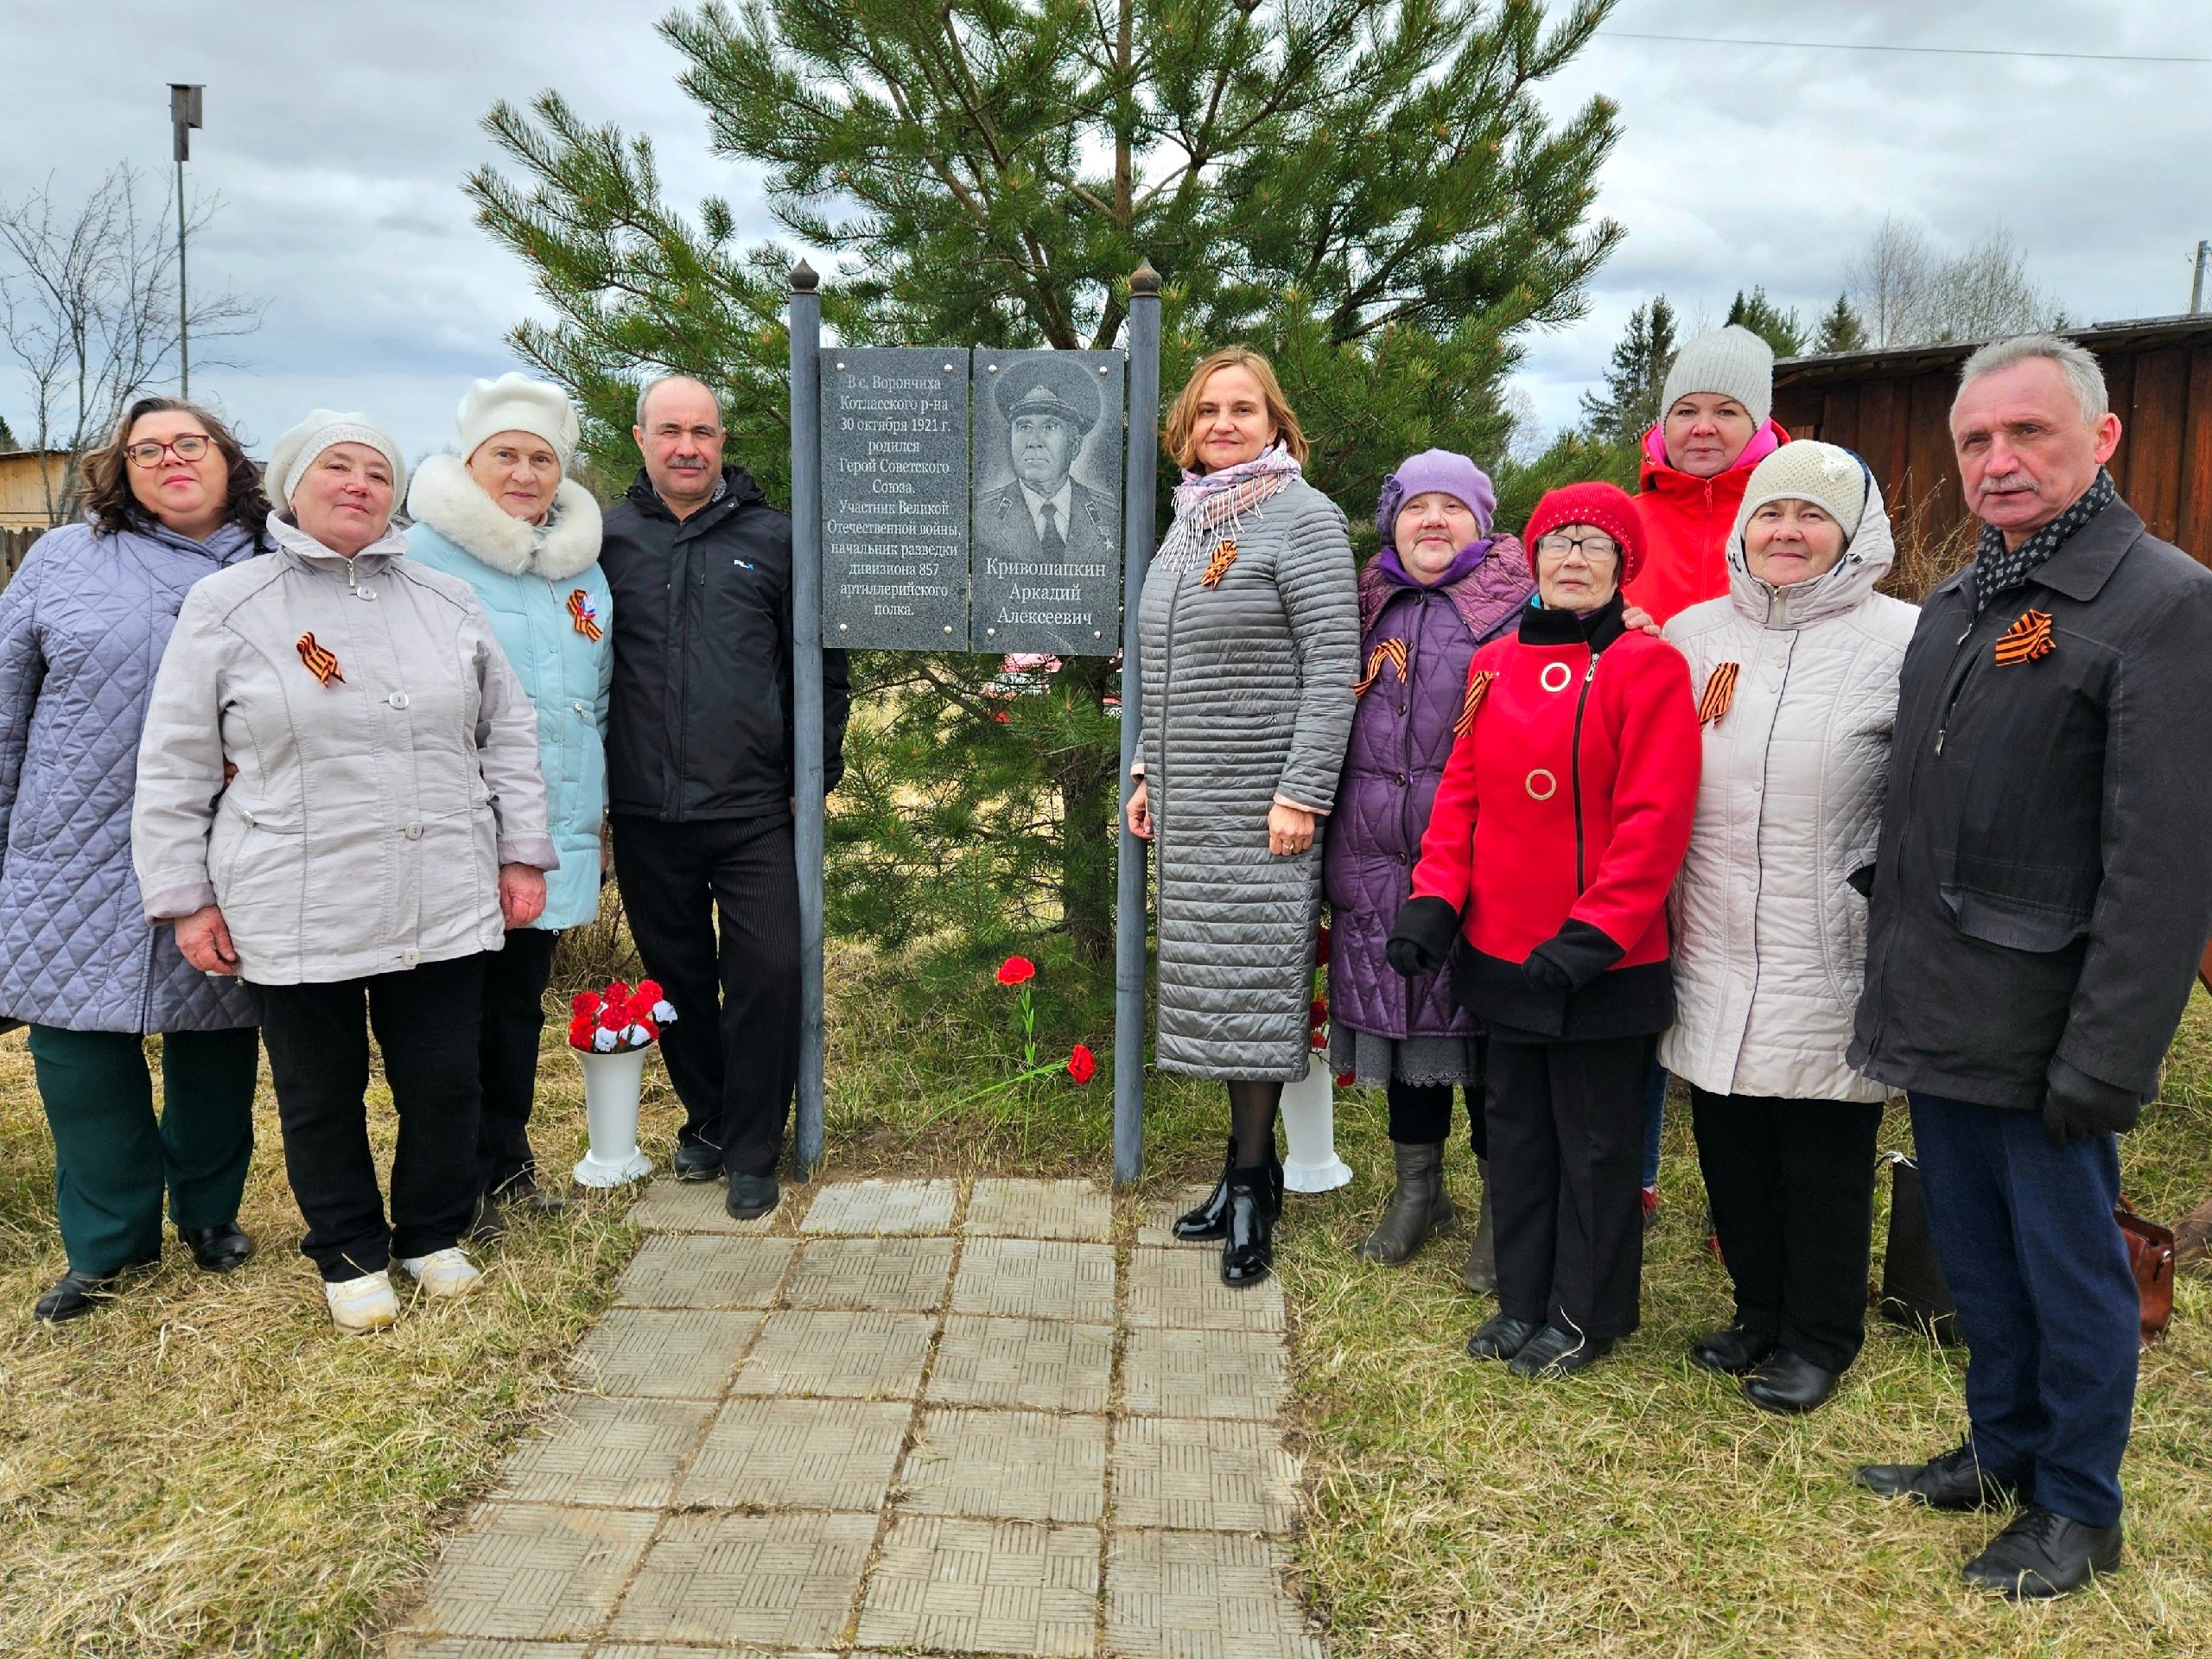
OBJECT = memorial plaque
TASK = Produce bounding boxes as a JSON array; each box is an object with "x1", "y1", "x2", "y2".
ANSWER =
[
  {"x1": 822, "y1": 348, "x2": 971, "y2": 649},
  {"x1": 970, "y1": 347, "x2": 1126, "y2": 657}
]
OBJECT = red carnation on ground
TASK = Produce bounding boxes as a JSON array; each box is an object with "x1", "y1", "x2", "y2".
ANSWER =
[
  {"x1": 1066, "y1": 1043, "x2": 1096, "y2": 1084},
  {"x1": 996, "y1": 956, "x2": 1037, "y2": 986},
  {"x1": 1335, "y1": 1070, "x2": 1357, "y2": 1088}
]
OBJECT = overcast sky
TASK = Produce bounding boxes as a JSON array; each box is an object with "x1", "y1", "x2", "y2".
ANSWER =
[{"x1": 3, "y1": 0, "x2": 2206, "y2": 470}]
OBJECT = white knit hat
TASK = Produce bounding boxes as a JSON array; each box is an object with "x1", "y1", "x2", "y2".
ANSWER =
[
  {"x1": 1662, "y1": 325, "x2": 1775, "y2": 429},
  {"x1": 456, "y1": 372, "x2": 580, "y2": 469},
  {"x1": 266, "y1": 410, "x2": 407, "y2": 508},
  {"x1": 1741, "y1": 441, "x2": 1870, "y2": 539}
]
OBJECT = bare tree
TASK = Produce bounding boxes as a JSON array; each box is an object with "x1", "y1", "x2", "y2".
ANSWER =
[
  {"x1": 1844, "y1": 215, "x2": 1935, "y2": 346},
  {"x1": 0, "y1": 165, "x2": 264, "y2": 522},
  {"x1": 1845, "y1": 216, "x2": 2063, "y2": 348}
]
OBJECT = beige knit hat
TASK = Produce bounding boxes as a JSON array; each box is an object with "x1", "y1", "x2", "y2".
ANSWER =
[
  {"x1": 1662, "y1": 325, "x2": 1775, "y2": 428},
  {"x1": 457, "y1": 372, "x2": 580, "y2": 469},
  {"x1": 1739, "y1": 441, "x2": 1870, "y2": 539},
  {"x1": 266, "y1": 410, "x2": 407, "y2": 508}
]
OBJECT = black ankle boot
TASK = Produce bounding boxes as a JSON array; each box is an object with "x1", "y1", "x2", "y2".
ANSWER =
[
  {"x1": 1221, "y1": 1167, "x2": 1274, "y2": 1286},
  {"x1": 1358, "y1": 1141, "x2": 1453, "y2": 1266},
  {"x1": 1174, "y1": 1140, "x2": 1238, "y2": 1241}
]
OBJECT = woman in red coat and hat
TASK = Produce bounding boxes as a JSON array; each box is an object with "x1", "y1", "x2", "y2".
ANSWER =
[{"x1": 1388, "y1": 482, "x2": 1700, "y2": 1377}]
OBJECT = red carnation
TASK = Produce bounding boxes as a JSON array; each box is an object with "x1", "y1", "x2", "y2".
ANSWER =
[
  {"x1": 636, "y1": 979, "x2": 664, "y2": 1004},
  {"x1": 1310, "y1": 1029, "x2": 1326, "y2": 1050},
  {"x1": 996, "y1": 956, "x2": 1037, "y2": 986},
  {"x1": 598, "y1": 1003, "x2": 626, "y2": 1030},
  {"x1": 1066, "y1": 1043, "x2": 1096, "y2": 1084},
  {"x1": 1308, "y1": 997, "x2": 1328, "y2": 1028},
  {"x1": 607, "y1": 979, "x2": 632, "y2": 1002},
  {"x1": 571, "y1": 991, "x2": 601, "y2": 1017},
  {"x1": 1335, "y1": 1071, "x2": 1357, "y2": 1088},
  {"x1": 1316, "y1": 925, "x2": 1332, "y2": 967},
  {"x1": 568, "y1": 1015, "x2": 594, "y2": 1048}
]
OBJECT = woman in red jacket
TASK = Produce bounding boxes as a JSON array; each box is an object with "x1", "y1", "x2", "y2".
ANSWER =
[{"x1": 1388, "y1": 482, "x2": 1699, "y2": 1377}]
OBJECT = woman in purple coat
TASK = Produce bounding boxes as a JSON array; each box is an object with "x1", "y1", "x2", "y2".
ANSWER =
[{"x1": 1325, "y1": 450, "x2": 1533, "y2": 1279}]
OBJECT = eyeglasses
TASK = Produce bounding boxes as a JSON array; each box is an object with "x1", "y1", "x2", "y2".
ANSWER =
[
  {"x1": 1535, "y1": 532, "x2": 1618, "y2": 561},
  {"x1": 124, "y1": 434, "x2": 213, "y2": 467}
]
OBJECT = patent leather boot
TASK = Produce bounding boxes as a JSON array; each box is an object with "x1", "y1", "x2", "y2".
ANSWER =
[{"x1": 1220, "y1": 1168, "x2": 1275, "y2": 1286}]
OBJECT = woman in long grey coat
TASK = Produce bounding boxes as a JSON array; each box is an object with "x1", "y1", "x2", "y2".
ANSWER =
[
  {"x1": 0, "y1": 398, "x2": 266, "y2": 1322},
  {"x1": 1127, "y1": 346, "x2": 1357, "y2": 1287}
]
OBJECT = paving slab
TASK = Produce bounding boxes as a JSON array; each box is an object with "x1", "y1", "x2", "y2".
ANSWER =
[
  {"x1": 1122, "y1": 1328, "x2": 1290, "y2": 1421},
  {"x1": 732, "y1": 1309, "x2": 935, "y2": 1399},
  {"x1": 1134, "y1": 1185, "x2": 1216, "y2": 1247},
  {"x1": 1104, "y1": 1530, "x2": 1324, "y2": 1659},
  {"x1": 1110, "y1": 1418, "x2": 1300, "y2": 1534},
  {"x1": 927, "y1": 1315, "x2": 1115, "y2": 1413},
  {"x1": 566, "y1": 1308, "x2": 760, "y2": 1400},
  {"x1": 492, "y1": 1396, "x2": 714, "y2": 1509},
  {"x1": 856, "y1": 1516, "x2": 1102, "y2": 1656},
  {"x1": 900, "y1": 1407, "x2": 1109, "y2": 1523},
  {"x1": 384, "y1": 1642, "x2": 588, "y2": 1658},
  {"x1": 612, "y1": 1233, "x2": 794, "y2": 1310},
  {"x1": 966, "y1": 1178, "x2": 1114, "y2": 1241},
  {"x1": 800, "y1": 1177, "x2": 958, "y2": 1236},
  {"x1": 608, "y1": 1509, "x2": 876, "y2": 1648},
  {"x1": 950, "y1": 1236, "x2": 1116, "y2": 1323},
  {"x1": 1123, "y1": 1247, "x2": 1287, "y2": 1332},
  {"x1": 625, "y1": 1176, "x2": 787, "y2": 1234},
  {"x1": 397, "y1": 1503, "x2": 656, "y2": 1641},
  {"x1": 677, "y1": 1396, "x2": 913, "y2": 1511},
  {"x1": 784, "y1": 1234, "x2": 956, "y2": 1312},
  {"x1": 596, "y1": 1649, "x2": 842, "y2": 1659}
]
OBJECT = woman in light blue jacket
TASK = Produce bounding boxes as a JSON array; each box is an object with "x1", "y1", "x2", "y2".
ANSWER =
[{"x1": 405, "y1": 374, "x2": 611, "y2": 1217}]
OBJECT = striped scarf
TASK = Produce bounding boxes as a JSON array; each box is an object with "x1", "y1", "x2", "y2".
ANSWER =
[
  {"x1": 1972, "y1": 467, "x2": 2114, "y2": 615},
  {"x1": 1154, "y1": 443, "x2": 1303, "y2": 573}
]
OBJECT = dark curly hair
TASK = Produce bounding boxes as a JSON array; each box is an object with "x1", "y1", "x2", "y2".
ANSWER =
[{"x1": 79, "y1": 397, "x2": 272, "y2": 539}]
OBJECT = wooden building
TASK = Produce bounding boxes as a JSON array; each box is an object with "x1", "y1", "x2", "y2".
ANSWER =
[
  {"x1": 0, "y1": 449, "x2": 69, "y2": 531},
  {"x1": 1771, "y1": 315, "x2": 2212, "y2": 563}
]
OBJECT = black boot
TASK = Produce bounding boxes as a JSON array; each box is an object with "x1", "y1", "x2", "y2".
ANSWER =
[
  {"x1": 1460, "y1": 1155, "x2": 1497, "y2": 1294},
  {"x1": 35, "y1": 1268, "x2": 121, "y2": 1322},
  {"x1": 1220, "y1": 1167, "x2": 1275, "y2": 1286},
  {"x1": 1359, "y1": 1142, "x2": 1454, "y2": 1266},
  {"x1": 179, "y1": 1223, "x2": 253, "y2": 1273},
  {"x1": 1175, "y1": 1140, "x2": 1283, "y2": 1242}
]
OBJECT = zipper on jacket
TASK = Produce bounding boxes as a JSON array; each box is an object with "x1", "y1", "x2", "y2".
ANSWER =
[
  {"x1": 1931, "y1": 617, "x2": 1980, "y2": 756},
  {"x1": 1570, "y1": 652, "x2": 1598, "y2": 891}
]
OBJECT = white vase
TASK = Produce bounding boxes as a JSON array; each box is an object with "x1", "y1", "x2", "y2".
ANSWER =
[
  {"x1": 1278, "y1": 1055, "x2": 1351, "y2": 1192},
  {"x1": 573, "y1": 1046, "x2": 654, "y2": 1187}
]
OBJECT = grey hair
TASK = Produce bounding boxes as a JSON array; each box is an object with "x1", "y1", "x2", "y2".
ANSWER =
[
  {"x1": 1955, "y1": 333, "x2": 2108, "y2": 425},
  {"x1": 633, "y1": 372, "x2": 724, "y2": 430}
]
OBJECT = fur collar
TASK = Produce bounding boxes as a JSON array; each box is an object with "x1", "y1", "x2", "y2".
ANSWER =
[{"x1": 405, "y1": 451, "x2": 603, "y2": 581}]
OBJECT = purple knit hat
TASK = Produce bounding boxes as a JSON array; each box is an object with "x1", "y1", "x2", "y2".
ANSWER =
[{"x1": 1376, "y1": 448, "x2": 1497, "y2": 549}]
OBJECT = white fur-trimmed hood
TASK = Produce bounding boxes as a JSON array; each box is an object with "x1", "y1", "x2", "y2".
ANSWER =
[{"x1": 405, "y1": 451, "x2": 603, "y2": 582}]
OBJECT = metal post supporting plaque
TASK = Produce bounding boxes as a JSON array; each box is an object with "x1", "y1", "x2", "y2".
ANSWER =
[
  {"x1": 1113, "y1": 262, "x2": 1163, "y2": 1185},
  {"x1": 789, "y1": 261, "x2": 828, "y2": 1179}
]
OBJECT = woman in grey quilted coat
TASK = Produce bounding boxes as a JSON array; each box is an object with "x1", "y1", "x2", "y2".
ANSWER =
[
  {"x1": 1127, "y1": 347, "x2": 1357, "y2": 1286},
  {"x1": 0, "y1": 399, "x2": 267, "y2": 1323}
]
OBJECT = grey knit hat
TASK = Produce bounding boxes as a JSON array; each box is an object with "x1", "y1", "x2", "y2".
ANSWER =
[
  {"x1": 1740, "y1": 441, "x2": 1870, "y2": 539},
  {"x1": 267, "y1": 410, "x2": 407, "y2": 507},
  {"x1": 1662, "y1": 325, "x2": 1774, "y2": 429}
]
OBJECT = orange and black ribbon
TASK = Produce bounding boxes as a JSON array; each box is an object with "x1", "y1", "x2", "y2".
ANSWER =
[
  {"x1": 1697, "y1": 662, "x2": 1739, "y2": 726},
  {"x1": 1994, "y1": 608, "x2": 2055, "y2": 665},
  {"x1": 1199, "y1": 540, "x2": 1238, "y2": 588},
  {"x1": 1452, "y1": 670, "x2": 1497, "y2": 738},
  {"x1": 1354, "y1": 639, "x2": 1408, "y2": 696},
  {"x1": 296, "y1": 632, "x2": 343, "y2": 686},
  {"x1": 567, "y1": 588, "x2": 603, "y2": 642}
]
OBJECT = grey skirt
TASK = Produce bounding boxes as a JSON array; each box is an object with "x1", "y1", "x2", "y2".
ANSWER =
[{"x1": 1330, "y1": 1023, "x2": 1479, "y2": 1090}]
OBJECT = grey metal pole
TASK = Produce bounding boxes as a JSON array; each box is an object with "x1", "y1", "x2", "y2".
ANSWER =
[
  {"x1": 789, "y1": 260, "x2": 828, "y2": 1179},
  {"x1": 1113, "y1": 261, "x2": 1163, "y2": 1186},
  {"x1": 2192, "y1": 240, "x2": 2209, "y2": 315},
  {"x1": 175, "y1": 156, "x2": 188, "y2": 399}
]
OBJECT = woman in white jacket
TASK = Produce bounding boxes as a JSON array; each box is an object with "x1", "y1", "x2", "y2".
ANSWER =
[{"x1": 1662, "y1": 442, "x2": 1916, "y2": 1415}]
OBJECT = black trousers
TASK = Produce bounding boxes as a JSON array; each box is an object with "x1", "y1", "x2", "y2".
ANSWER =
[
  {"x1": 253, "y1": 953, "x2": 486, "y2": 1281},
  {"x1": 1484, "y1": 1034, "x2": 1651, "y2": 1341},
  {"x1": 1386, "y1": 1078, "x2": 1488, "y2": 1158},
  {"x1": 1690, "y1": 1089, "x2": 1884, "y2": 1374},
  {"x1": 611, "y1": 813, "x2": 799, "y2": 1179},
  {"x1": 478, "y1": 927, "x2": 562, "y2": 1195}
]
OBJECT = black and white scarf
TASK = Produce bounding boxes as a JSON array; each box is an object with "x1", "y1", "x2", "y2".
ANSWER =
[{"x1": 1972, "y1": 467, "x2": 2115, "y2": 615}]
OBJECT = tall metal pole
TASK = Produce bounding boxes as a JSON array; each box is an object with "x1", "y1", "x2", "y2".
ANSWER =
[
  {"x1": 788, "y1": 260, "x2": 828, "y2": 1179},
  {"x1": 1113, "y1": 261, "x2": 1163, "y2": 1186},
  {"x1": 2192, "y1": 240, "x2": 2209, "y2": 316},
  {"x1": 169, "y1": 85, "x2": 202, "y2": 398}
]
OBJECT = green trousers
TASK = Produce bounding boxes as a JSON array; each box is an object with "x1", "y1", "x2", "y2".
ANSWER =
[{"x1": 28, "y1": 1025, "x2": 260, "y2": 1275}]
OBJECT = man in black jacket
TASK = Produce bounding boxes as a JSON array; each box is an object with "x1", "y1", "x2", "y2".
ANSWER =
[
  {"x1": 1849, "y1": 335, "x2": 2212, "y2": 1598},
  {"x1": 601, "y1": 375, "x2": 850, "y2": 1219}
]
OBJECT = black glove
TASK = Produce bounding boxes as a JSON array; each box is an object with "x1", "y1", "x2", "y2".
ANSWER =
[
  {"x1": 1520, "y1": 918, "x2": 1625, "y2": 995},
  {"x1": 1845, "y1": 862, "x2": 1876, "y2": 899},
  {"x1": 2041, "y1": 1055, "x2": 2141, "y2": 1146},
  {"x1": 1386, "y1": 895, "x2": 1460, "y2": 978}
]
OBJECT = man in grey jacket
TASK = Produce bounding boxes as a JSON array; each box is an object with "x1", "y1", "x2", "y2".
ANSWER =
[{"x1": 1849, "y1": 334, "x2": 2212, "y2": 1598}]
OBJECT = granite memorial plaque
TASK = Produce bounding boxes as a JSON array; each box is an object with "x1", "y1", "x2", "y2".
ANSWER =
[
  {"x1": 822, "y1": 348, "x2": 971, "y2": 650},
  {"x1": 970, "y1": 347, "x2": 1126, "y2": 657}
]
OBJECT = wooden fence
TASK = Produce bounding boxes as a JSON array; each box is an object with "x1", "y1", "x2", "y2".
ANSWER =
[{"x1": 0, "y1": 527, "x2": 41, "y2": 592}]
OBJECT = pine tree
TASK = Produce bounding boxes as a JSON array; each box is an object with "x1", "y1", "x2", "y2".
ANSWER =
[
  {"x1": 1813, "y1": 294, "x2": 1867, "y2": 354},
  {"x1": 1726, "y1": 286, "x2": 1806, "y2": 359},
  {"x1": 1577, "y1": 295, "x2": 1675, "y2": 445},
  {"x1": 0, "y1": 411, "x2": 16, "y2": 452},
  {"x1": 470, "y1": 0, "x2": 1625, "y2": 963}
]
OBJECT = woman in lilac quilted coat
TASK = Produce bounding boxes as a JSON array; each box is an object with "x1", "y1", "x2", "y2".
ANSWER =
[
  {"x1": 0, "y1": 398, "x2": 266, "y2": 1322},
  {"x1": 1324, "y1": 450, "x2": 1532, "y2": 1278}
]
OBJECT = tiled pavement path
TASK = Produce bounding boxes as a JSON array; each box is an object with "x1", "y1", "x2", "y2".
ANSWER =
[{"x1": 385, "y1": 1177, "x2": 1325, "y2": 1659}]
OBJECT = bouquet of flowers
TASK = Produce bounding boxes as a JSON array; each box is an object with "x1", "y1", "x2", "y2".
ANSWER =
[{"x1": 568, "y1": 979, "x2": 678, "y2": 1054}]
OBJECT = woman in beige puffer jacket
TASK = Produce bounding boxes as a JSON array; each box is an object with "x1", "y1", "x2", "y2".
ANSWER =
[{"x1": 1661, "y1": 441, "x2": 1916, "y2": 1416}]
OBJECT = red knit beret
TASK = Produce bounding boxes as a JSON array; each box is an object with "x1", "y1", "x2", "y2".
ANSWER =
[{"x1": 1523, "y1": 481, "x2": 1646, "y2": 586}]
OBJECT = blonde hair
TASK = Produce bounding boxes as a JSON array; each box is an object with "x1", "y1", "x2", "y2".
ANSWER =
[{"x1": 1162, "y1": 346, "x2": 1308, "y2": 470}]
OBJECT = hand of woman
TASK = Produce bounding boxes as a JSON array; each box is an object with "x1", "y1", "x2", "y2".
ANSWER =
[
  {"x1": 500, "y1": 864, "x2": 548, "y2": 929},
  {"x1": 1622, "y1": 601, "x2": 1662, "y2": 638},
  {"x1": 1125, "y1": 778, "x2": 1153, "y2": 841},
  {"x1": 1267, "y1": 801, "x2": 1315, "y2": 857},
  {"x1": 175, "y1": 905, "x2": 239, "y2": 976}
]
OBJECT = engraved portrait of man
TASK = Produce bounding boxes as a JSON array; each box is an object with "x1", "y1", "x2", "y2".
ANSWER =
[{"x1": 973, "y1": 354, "x2": 1118, "y2": 571}]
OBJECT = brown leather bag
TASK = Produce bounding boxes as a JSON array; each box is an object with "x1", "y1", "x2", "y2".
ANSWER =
[{"x1": 2116, "y1": 1196, "x2": 2177, "y2": 1347}]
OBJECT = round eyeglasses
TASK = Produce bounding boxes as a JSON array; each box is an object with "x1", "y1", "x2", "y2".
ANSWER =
[
  {"x1": 124, "y1": 434, "x2": 213, "y2": 468},
  {"x1": 1535, "y1": 532, "x2": 1618, "y2": 561}
]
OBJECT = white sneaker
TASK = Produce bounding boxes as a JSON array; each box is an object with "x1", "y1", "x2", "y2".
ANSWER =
[
  {"x1": 397, "y1": 1248, "x2": 483, "y2": 1300},
  {"x1": 325, "y1": 1269, "x2": 399, "y2": 1333}
]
